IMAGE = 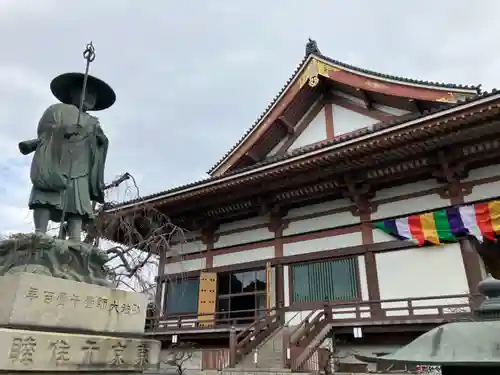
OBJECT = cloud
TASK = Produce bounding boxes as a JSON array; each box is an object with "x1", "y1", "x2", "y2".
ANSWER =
[{"x1": 1, "y1": 0, "x2": 500, "y2": 237}]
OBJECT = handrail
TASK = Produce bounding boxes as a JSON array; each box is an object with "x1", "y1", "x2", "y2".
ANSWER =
[
  {"x1": 253, "y1": 310, "x2": 301, "y2": 353},
  {"x1": 236, "y1": 309, "x2": 280, "y2": 350},
  {"x1": 235, "y1": 307, "x2": 276, "y2": 341},
  {"x1": 290, "y1": 310, "x2": 326, "y2": 346},
  {"x1": 289, "y1": 310, "x2": 316, "y2": 344},
  {"x1": 285, "y1": 293, "x2": 480, "y2": 312},
  {"x1": 145, "y1": 293, "x2": 480, "y2": 333}
]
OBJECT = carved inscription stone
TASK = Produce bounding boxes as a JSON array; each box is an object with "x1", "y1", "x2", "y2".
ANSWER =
[
  {"x1": 0, "y1": 327, "x2": 160, "y2": 371},
  {"x1": 0, "y1": 273, "x2": 148, "y2": 334}
]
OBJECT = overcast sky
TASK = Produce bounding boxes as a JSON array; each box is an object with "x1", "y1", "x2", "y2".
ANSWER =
[{"x1": 0, "y1": 0, "x2": 499, "y2": 234}]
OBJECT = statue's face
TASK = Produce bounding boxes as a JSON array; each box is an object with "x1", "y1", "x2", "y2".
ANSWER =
[{"x1": 70, "y1": 88, "x2": 97, "y2": 111}]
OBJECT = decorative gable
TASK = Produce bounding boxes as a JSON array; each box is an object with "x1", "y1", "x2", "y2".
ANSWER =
[{"x1": 209, "y1": 40, "x2": 480, "y2": 177}]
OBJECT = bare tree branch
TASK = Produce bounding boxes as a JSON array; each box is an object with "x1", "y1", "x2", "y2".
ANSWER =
[
  {"x1": 83, "y1": 172, "x2": 191, "y2": 296},
  {"x1": 164, "y1": 342, "x2": 196, "y2": 375}
]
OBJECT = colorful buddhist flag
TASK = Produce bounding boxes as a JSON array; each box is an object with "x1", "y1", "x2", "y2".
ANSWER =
[{"x1": 375, "y1": 200, "x2": 500, "y2": 246}]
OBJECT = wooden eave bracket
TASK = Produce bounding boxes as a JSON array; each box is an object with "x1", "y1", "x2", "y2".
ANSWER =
[
  {"x1": 253, "y1": 196, "x2": 288, "y2": 232},
  {"x1": 432, "y1": 149, "x2": 469, "y2": 199},
  {"x1": 278, "y1": 116, "x2": 295, "y2": 135},
  {"x1": 244, "y1": 150, "x2": 260, "y2": 162},
  {"x1": 432, "y1": 150, "x2": 468, "y2": 183},
  {"x1": 408, "y1": 98, "x2": 423, "y2": 114},
  {"x1": 338, "y1": 175, "x2": 375, "y2": 215},
  {"x1": 356, "y1": 88, "x2": 373, "y2": 109}
]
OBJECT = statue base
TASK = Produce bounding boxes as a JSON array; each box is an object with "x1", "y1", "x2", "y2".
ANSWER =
[
  {"x1": 0, "y1": 272, "x2": 161, "y2": 372},
  {"x1": 0, "y1": 233, "x2": 111, "y2": 287},
  {"x1": 0, "y1": 327, "x2": 160, "y2": 372}
]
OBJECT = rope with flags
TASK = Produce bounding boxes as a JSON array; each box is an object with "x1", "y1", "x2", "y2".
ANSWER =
[{"x1": 374, "y1": 200, "x2": 500, "y2": 246}]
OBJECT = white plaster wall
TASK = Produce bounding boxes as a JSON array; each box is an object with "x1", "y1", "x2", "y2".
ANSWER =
[
  {"x1": 289, "y1": 106, "x2": 327, "y2": 151},
  {"x1": 376, "y1": 243, "x2": 469, "y2": 314},
  {"x1": 331, "y1": 104, "x2": 379, "y2": 135},
  {"x1": 374, "y1": 179, "x2": 440, "y2": 201},
  {"x1": 212, "y1": 246, "x2": 274, "y2": 267},
  {"x1": 283, "y1": 233, "x2": 363, "y2": 257},
  {"x1": 284, "y1": 198, "x2": 358, "y2": 235},
  {"x1": 373, "y1": 103, "x2": 411, "y2": 116},
  {"x1": 217, "y1": 216, "x2": 268, "y2": 233},
  {"x1": 372, "y1": 230, "x2": 398, "y2": 243},
  {"x1": 284, "y1": 211, "x2": 359, "y2": 236},
  {"x1": 463, "y1": 164, "x2": 500, "y2": 203},
  {"x1": 214, "y1": 228, "x2": 273, "y2": 249},
  {"x1": 168, "y1": 240, "x2": 205, "y2": 257},
  {"x1": 357, "y1": 255, "x2": 369, "y2": 300},
  {"x1": 372, "y1": 179, "x2": 450, "y2": 220},
  {"x1": 164, "y1": 258, "x2": 206, "y2": 275},
  {"x1": 285, "y1": 199, "x2": 352, "y2": 219},
  {"x1": 333, "y1": 91, "x2": 366, "y2": 107},
  {"x1": 283, "y1": 265, "x2": 290, "y2": 306}
]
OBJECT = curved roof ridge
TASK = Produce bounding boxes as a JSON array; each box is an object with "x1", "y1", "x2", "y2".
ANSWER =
[
  {"x1": 317, "y1": 53, "x2": 481, "y2": 92},
  {"x1": 108, "y1": 90, "x2": 499, "y2": 212},
  {"x1": 207, "y1": 43, "x2": 481, "y2": 175}
]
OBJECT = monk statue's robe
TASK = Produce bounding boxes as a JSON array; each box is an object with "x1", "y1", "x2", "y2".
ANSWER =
[{"x1": 23, "y1": 103, "x2": 108, "y2": 223}]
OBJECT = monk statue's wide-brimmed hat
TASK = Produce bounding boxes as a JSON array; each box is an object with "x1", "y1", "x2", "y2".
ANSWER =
[{"x1": 50, "y1": 72, "x2": 116, "y2": 111}]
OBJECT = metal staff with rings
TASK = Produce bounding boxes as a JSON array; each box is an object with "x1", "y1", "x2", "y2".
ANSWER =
[{"x1": 19, "y1": 41, "x2": 116, "y2": 242}]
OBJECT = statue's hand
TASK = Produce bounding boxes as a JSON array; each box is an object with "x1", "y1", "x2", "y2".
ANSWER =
[{"x1": 64, "y1": 124, "x2": 82, "y2": 138}]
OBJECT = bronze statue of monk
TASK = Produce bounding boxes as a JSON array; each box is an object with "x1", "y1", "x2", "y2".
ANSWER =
[{"x1": 19, "y1": 72, "x2": 116, "y2": 241}]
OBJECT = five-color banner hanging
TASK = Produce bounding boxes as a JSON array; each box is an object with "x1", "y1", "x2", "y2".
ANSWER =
[{"x1": 375, "y1": 200, "x2": 500, "y2": 246}]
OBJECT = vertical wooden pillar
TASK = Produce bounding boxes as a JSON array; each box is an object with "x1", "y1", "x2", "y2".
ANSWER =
[
  {"x1": 201, "y1": 225, "x2": 217, "y2": 268},
  {"x1": 323, "y1": 102, "x2": 334, "y2": 140},
  {"x1": 268, "y1": 211, "x2": 286, "y2": 314},
  {"x1": 229, "y1": 327, "x2": 237, "y2": 368},
  {"x1": 447, "y1": 177, "x2": 482, "y2": 293},
  {"x1": 155, "y1": 243, "x2": 167, "y2": 315},
  {"x1": 360, "y1": 209, "x2": 382, "y2": 317}
]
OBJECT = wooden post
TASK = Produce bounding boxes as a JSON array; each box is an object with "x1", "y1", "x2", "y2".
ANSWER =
[
  {"x1": 266, "y1": 261, "x2": 272, "y2": 310},
  {"x1": 282, "y1": 323, "x2": 290, "y2": 368},
  {"x1": 229, "y1": 326, "x2": 237, "y2": 368},
  {"x1": 154, "y1": 243, "x2": 166, "y2": 323},
  {"x1": 324, "y1": 300, "x2": 333, "y2": 320}
]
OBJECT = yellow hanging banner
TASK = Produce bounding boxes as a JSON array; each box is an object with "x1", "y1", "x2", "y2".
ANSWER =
[{"x1": 197, "y1": 272, "x2": 217, "y2": 327}]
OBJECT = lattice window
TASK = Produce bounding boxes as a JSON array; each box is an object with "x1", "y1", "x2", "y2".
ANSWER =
[
  {"x1": 291, "y1": 257, "x2": 358, "y2": 303},
  {"x1": 165, "y1": 278, "x2": 200, "y2": 314}
]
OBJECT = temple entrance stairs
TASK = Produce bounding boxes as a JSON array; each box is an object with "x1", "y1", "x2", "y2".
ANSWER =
[
  {"x1": 226, "y1": 308, "x2": 333, "y2": 373},
  {"x1": 287, "y1": 308, "x2": 333, "y2": 372}
]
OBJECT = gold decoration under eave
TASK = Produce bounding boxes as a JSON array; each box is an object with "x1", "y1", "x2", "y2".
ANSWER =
[
  {"x1": 316, "y1": 60, "x2": 341, "y2": 76},
  {"x1": 299, "y1": 59, "x2": 341, "y2": 89},
  {"x1": 308, "y1": 76, "x2": 320, "y2": 87},
  {"x1": 197, "y1": 272, "x2": 217, "y2": 327},
  {"x1": 364, "y1": 80, "x2": 388, "y2": 90},
  {"x1": 435, "y1": 92, "x2": 457, "y2": 103}
]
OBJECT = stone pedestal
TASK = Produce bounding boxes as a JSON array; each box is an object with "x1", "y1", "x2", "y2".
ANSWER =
[{"x1": 0, "y1": 273, "x2": 161, "y2": 373}]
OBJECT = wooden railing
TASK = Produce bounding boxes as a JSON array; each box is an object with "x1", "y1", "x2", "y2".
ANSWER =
[
  {"x1": 228, "y1": 307, "x2": 282, "y2": 367},
  {"x1": 145, "y1": 307, "x2": 273, "y2": 332},
  {"x1": 145, "y1": 294, "x2": 479, "y2": 371},
  {"x1": 286, "y1": 293, "x2": 480, "y2": 371},
  {"x1": 145, "y1": 293, "x2": 479, "y2": 333}
]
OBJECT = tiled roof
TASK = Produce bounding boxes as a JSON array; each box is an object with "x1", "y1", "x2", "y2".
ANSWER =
[
  {"x1": 107, "y1": 89, "x2": 498, "y2": 211},
  {"x1": 207, "y1": 41, "x2": 481, "y2": 175}
]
